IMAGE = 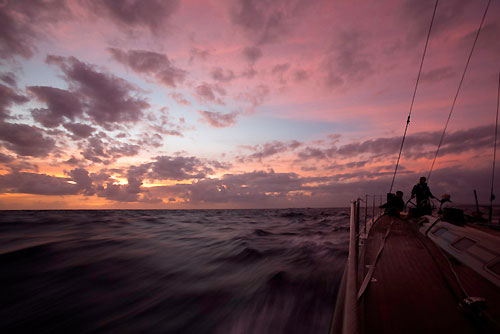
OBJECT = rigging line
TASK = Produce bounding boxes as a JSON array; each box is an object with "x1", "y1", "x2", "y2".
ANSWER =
[
  {"x1": 389, "y1": 0, "x2": 439, "y2": 194},
  {"x1": 427, "y1": 0, "x2": 492, "y2": 182},
  {"x1": 490, "y1": 72, "x2": 500, "y2": 223}
]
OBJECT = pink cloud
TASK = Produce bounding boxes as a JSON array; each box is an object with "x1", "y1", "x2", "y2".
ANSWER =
[
  {"x1": 84, "y1": 0, "x2": 180, "y2": 34},
  {"x1": 197, "y1": 110, "x2": 238, "y2": 128},
  {"x1": 0, "y1": 0, "x2": 498, "y2": 208},
  {"x1": 194, "y1": 83, "x2": 226, "y2": 105},
  {"x1": 168, "y1": 92, "x2": 191, "y2": 105}
]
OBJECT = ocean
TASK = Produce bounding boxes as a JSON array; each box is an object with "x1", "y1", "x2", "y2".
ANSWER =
[{"x1": 0, "y1": 208, "x2": 351, "y2": 334}]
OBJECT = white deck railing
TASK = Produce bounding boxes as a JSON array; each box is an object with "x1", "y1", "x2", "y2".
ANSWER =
[{"x1": 330, "y1": 197, "x2": 385, "y2": 334}]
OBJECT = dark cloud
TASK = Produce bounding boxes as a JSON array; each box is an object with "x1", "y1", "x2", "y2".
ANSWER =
[
  {"x1": 80, "y1": 136, "x2": 140, "y2": 163},
  {"x1": 0, "y1": 72, "x2": 17, "y2": 87},
  {"x1": 0, "y1": 152, "x2": 15, "y2": 163},
  {"x1": 242, "y1": 46, "x2": 262, "y2": 64},
  {"x1": 0, "y1": 6, "x2": 34, "y2": 59},
  {"x1": 297, "y1": 147, "x2": 328, "y2": 160},
  {"x1": 0, "y1": 166, "x2": 155, "y2": 201},
  {"x1": 341, "y1": 125, "x2": 494, "y2": 159},
  {"x1": 65, "y1": 156, "x2": 82, "y2": 166},
  {"x1": 0, "y1": 163, "x2": 159, "y2": 202},
  {"x1": 149, "y1": 155, "x2": 214, "y2": 181},
  {"x1": 147, "y1": 163, "x2": 496, "y2": 207},
  {"x1": 108, "y1": 142, "x2": 141, "y2": 158},
  {"x1": 310, "y1": 165, "x2": 499, "y2": 206},
  {"x1": 28, "y1": 86, "x2": 83, "y2": 127},
  {"x1": 63, "y1": 122, "x2": 95, "y2": 138},
  {"x1": 195, "y1": 83, "x2": 225, "y2": 104},
  {"x1": 108, "y1": 48, "x2": 186, "y2": 87},
  {"x1": 94, "y1": 172, "x2": 162, "y2": 202},
  {"x1": 135, "y1": 132, "x2": 165, "y2": 149},
  {"x1": 93, "y1": 168, "x2": 162, "y2": 203},
  {"x1": 230, "y1": 0, "x2": 312, "y2": 45},
  {"x1": 0, "y1": 0, "x2": 70, "y2": 59},
  {"x1": 81, "y1": 137, "x2": 108, "y2": 163},
  {"x1": 242, "y1": 140, "x2": 302, "y2": 162},
  {"x1": 67, "y1": 167, "x2": 94, "y2": 195},
  {"x1": 0, "y1": 84, "x2": 29, "y2": 120},
  {"x1": 325, "y1": 160, "x2": 368, "y2": 171},
  {"x1": 84, "y1": 155, "x2": 227, "y2": 202},
  {"x1": 46, "y1": 55, "x2": 149, "y2": 129},
  {"x1": 152, "y1": 169, "x2": 304, "y2": 205},
  {"x1": 127, "y1": 163, "x2": 152, "y2": 180},
  {"x1": 296, "y1": 125, "x2": 496, "y2": 162},
  {"x1": 0, "y1": 172, "x2": 79, "y2": 195},
  {"x1": 96, "y1": 182, "x2": 140, "y2": 202},
  {"x1": 0, "y1": 122, "x2": 55, "y2": 157},
  {"x1": 208, "y1": 160, "x2": 233, "y2": 171},
  {"x1": 85, "y1": 0, "x2": 180, "y2": 34},
  {"x1": 323, "y1": 30, "x2": 374, "y2": 88},
  {"x1": 247, "y1": 142, "x2": 290, "y2": 161},
  {"x1": 421, "y1": 66, "x2": 455, "y2": 83},
  {"x1": 211, "y1": 67, "x2": 235, "y2": 82},
  {"x1": 197, "y1": 110, "x2": 238, "y2": 128},
  {"x1": 2, "y1": 159, "x2": 39, "y2": 173}
]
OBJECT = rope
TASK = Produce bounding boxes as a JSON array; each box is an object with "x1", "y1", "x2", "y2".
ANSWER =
[
  {"x1": 389, "y1": 0, "x2": 439, "y2": 194},
  {"x1": 427, "y1": 0, "x2": 492, "y2": 182},
  {"x1": 490, "y1": 72, "x2": 500, "y2": 222}
]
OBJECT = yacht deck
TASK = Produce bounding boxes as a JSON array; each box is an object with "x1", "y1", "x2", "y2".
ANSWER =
[{"x1": 359, "y1": 215, "x2": 499, "y2": 333}]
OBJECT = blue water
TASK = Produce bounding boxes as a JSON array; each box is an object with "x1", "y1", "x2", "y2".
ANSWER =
[{"x1": 0, "y1": 208, "x2": 350, "y2": 333}]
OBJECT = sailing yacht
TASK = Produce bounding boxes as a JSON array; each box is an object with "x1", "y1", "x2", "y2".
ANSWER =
[{"x1": 331, "y1": 0, "x2": 500, "y2": 333}]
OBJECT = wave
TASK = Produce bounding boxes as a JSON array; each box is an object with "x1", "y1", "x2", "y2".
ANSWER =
[{"x1": 0, "y1": 208, "x2": 350, "y2": 334}]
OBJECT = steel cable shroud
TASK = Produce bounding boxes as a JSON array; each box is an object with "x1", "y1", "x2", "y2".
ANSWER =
[{"x1": 389, "y1": 0, "x2": 439, "y2": 194}]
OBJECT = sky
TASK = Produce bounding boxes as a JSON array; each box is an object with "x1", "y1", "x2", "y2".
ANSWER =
[{"x1": 0, "y1": 0, "x2": 499, "y2": 209}]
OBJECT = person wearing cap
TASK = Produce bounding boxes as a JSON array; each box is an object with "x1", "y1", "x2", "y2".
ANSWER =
[
  {"x1": 438, "y1": 193, "x2": 452, "y2": 214},
  {"x1": 438, "y1": 193, "x2": 466, "y2": 223}
]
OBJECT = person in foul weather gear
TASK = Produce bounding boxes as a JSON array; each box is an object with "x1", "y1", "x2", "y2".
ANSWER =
[
  {"x1": 410, "y1": 177, "x2": 437, "y2": 216},
  {"x1": 380, "y1": 191, "x2": 405, "y2": 217}
]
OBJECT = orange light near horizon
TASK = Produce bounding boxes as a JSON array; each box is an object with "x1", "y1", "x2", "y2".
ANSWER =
[{"x1": 142, "y1": 180, "x2": 191, "y2": 187}]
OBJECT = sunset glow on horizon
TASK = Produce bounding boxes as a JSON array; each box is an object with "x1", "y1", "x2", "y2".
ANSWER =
[{"x1": 0, "y1": 0, "x2": 499, "y2": 209}]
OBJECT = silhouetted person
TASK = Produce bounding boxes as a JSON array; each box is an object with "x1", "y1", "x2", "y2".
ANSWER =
[
  {"x1": 411, "y1": 177, "x2": 436, "y2": 216},
  {"x1": 438, "y1": 193, "x2": 465, "y2": 224},
  {"x1": 380, "y1": 191, "x2": 405, "y2": 216}
]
